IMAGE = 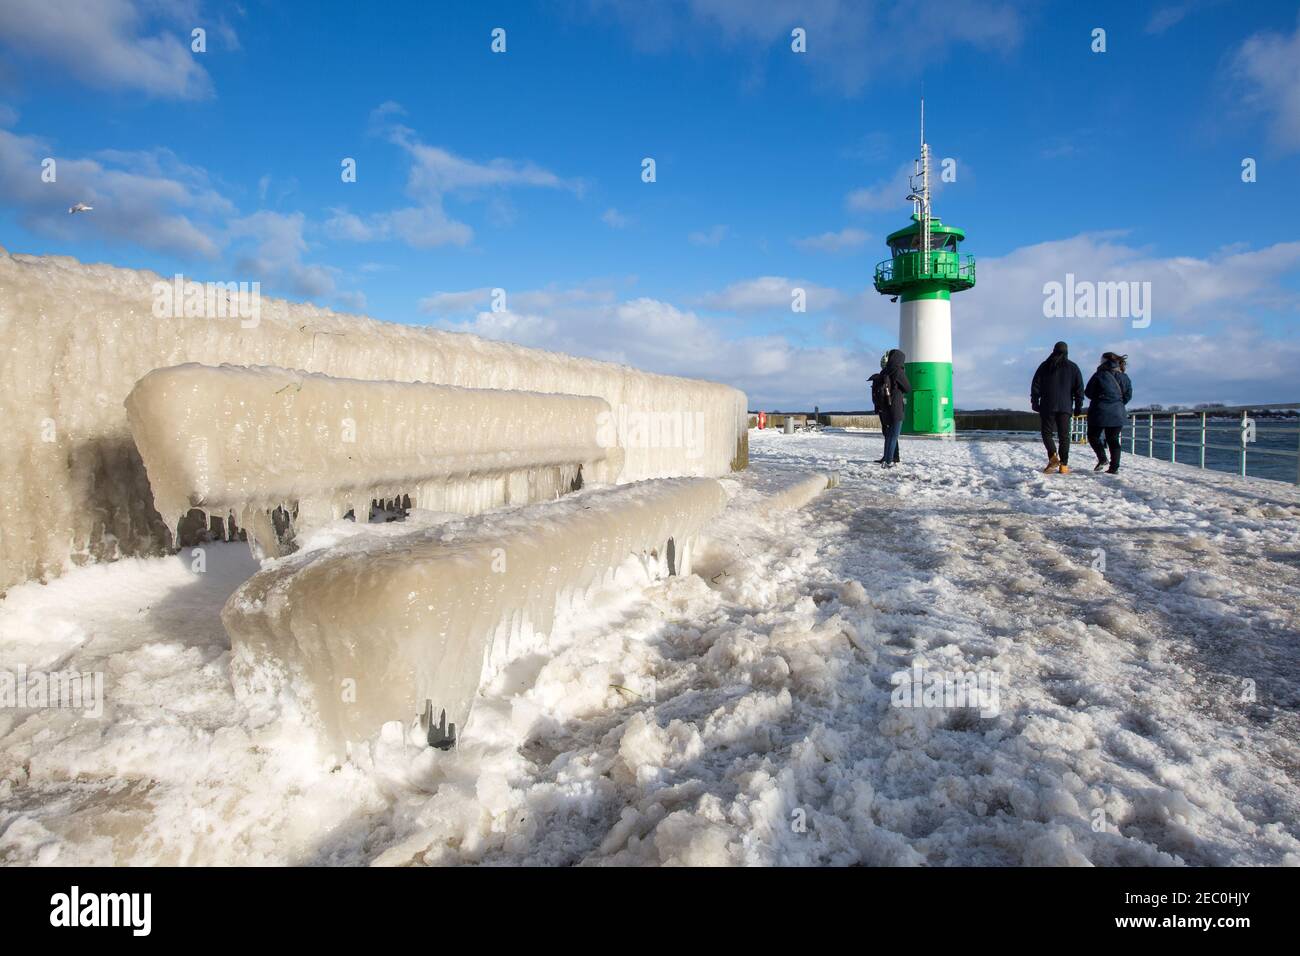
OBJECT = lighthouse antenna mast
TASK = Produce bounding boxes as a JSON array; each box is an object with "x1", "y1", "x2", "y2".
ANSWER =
[{"x1": 907, "y1": 97, "x2": 932, "y2": 275}]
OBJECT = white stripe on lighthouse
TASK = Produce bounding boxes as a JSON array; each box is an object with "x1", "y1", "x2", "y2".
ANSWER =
[{"x1": 898, "y1": 298, "x2": 952, "y2": 364}]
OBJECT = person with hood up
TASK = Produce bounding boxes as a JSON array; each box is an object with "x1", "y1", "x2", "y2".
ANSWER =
[
  {"x1": 1030, "y1": 340, "x2": 1084, "y2": 474},
  {"x1": 1084, "y1": 352, "x2": 1133, "y2": 474},
  {"x1": 877, "y1": 349, "x2": 910, "y2": 469},
  {"x1": 868, "y1": 352, "x2": 900, "y2": 464}
]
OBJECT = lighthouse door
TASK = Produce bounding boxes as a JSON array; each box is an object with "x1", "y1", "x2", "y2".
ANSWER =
[{"x1": 910, "y1": 388, "x2": 936, "y2": 432}]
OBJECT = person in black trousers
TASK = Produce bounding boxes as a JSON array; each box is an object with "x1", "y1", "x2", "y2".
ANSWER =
[
  {"x1": 877, "y1": 349, "x2": 910, "y2": 469},
  {"x1": 868, "y1": 352, "x2": 900, "y2": 464},
  {"x1": 1084, "y1": 352, "x2": 1133, "y2": 474},
  {"x1": 1030, "y1": 341, "x2": 1084, "y2": 474}
]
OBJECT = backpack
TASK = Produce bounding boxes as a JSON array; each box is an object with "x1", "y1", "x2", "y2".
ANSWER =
[{"x1": 871, "y1": 374, "x2": 891, "y2": 411}]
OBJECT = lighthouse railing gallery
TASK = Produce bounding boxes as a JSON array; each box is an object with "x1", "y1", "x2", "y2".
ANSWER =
[
  {"x1": 1069, "y1": 403, "x2": 1300, "y2": 485},
  {"x1": 874, "y1": 250, "x2": 976, "y2": 288}
]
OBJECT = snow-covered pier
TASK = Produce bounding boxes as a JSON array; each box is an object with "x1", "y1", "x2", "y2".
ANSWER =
[{"x1": 1, "y1": 429, "x2": 1296, "y2": 865}]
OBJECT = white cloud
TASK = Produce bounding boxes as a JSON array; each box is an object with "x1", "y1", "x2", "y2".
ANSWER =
[
  {"x1": 429, "y1": 288, "x2": 878, "y2": 408},
  {"x1": 324, "y1": 208, "x2": 382, "y2": 242},
  {"x1": 393, "y1": 130, "x2": 577, "y2": 195},
  {"x1": 688, "y1": 224, "x2": 729, "y2": 246},
  {"x1": 335, "y1": 290, "x2": 367, "y2": 312},
  {"x1": 368, "y1": 100, "x2": 406, "y2": 129},
  {"x1": 584, "y1": 0, "x2": 1023, "y2": 95},
  {"x1": 331, "y1": 105, "x2": 581, "y2": 248},
  {"x1": 252, "y1": 172, "x2": 298, "y2": 207},
  {"x1": 420, "y1": 276, "x2": 889, "y2": 408},
  {"x1": 324, "y1": 203, "x2": 472, "y2": 248},
  {"x1": 0, "y1": 0, "x2": 214, "y2": 99},
  {"x1": 227, "y1": 210, "x2": 337, "y2": 299},
  {"x1": 0, "y1": 129, "x2": 231, "y2": 257},
  {"x1": 420, "y1": 285, "x2": 618, "y2": 318},
  {"x1": 696, "y1": 275, "x2": 847, "y2": 313},
  {"x1": 419, "y1": 230, "x2": 1300, "y2": 411},
  {"x1": 1146, "y1": 0, "x2": 1229, "y2": 35},
  {"x1": 846, "y1": 158, "x2": 963, "y2": 215},
  {"x1": 1146, "y1": 6, "x2": 1189, "y2": 34},
  {"x1": 951, "y1": 234, "x2": 1300, "y2": 408},
  {"x1": 384, "y1": 204, "x2": 474, "y2": 248},
  {"x1": 1229, "y1": 14, "x2": 1300, "y2": 151},
  {"x1": 0, "y1": 121, "x2": 353, "y2": 306},
  {"x1": 1039, "y1": 139, "x2": 1079, "y2": 160},
  {"x1": 602, "y1": 207, "x2": 630, "y2": 228},
  {"x1": 419, "y1": 288, "x2": 494, "y2": 315},
  {"x1": 845, "y1": 163, "x2": 914, "y2": 213},
  {"x1": 793, "y1": 227, "x2": 868, "y2": 253},
  {"x1": 443, "y1": 309, "x2": 561, "y2": 342}
]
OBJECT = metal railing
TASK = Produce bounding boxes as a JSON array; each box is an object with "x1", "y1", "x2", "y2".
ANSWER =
[
  {"x1": 1069, "y1": 415, "x2": 1088, "y2": 445},
  {"x1": 1070, "y1": 404, "x2": 1300, "y2": 484},
  {"x1": 873, "y1": 251, "x2": 976, "y2": 287}
]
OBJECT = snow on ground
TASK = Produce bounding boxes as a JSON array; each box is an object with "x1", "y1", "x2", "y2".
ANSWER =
[{"x1": 2, "y1": 430, "x2": 1299, "y2": 866}]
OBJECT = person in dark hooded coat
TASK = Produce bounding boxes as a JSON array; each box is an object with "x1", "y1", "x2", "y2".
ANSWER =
[
  {"x1": 868, "y1": 352, "x2": 900, "y2": 464},
  {"x1": 1030, "y1": 341, "x2": 1084, "y2": 474},
  {"x1": 1084, "y1": 352, "x2": 1133, "y2": 473},
  {"x1": 878, "y1": 349, "x2": 910, "y2": 468}
]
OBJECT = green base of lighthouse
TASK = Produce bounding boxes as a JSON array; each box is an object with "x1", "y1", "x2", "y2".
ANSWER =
[{"x1": 902, "y1": 361, "x2": 955, "y2": 435}]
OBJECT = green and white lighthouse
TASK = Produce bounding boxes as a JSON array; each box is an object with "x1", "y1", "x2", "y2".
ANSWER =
[{"x1": 872, "y1": 101, "x2": 975, "y2": 435}]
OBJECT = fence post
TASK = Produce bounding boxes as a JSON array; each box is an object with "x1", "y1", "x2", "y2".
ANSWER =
[
  {"x1": 1240, "y1": 409, "x2": 1248, "y2": 477},
  {"x1": 1131, "y1": 414, "x2": 1136, "y2": 454},
  {"x1": 1171, "y1": 413, "x2": 1177, "y2": 463},
  {"x1": 1149, "y1": 412, "x2": 1154, "y2": 458},
  {"x1": 1200, "y1": 412, "x2": 1206, "y2": 470}
]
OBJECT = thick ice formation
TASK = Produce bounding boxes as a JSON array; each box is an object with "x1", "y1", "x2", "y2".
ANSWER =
[
  {"x1": 125, "y1": 364, "x2": 622, "y2": 555},
  {"x1": 221, "y1": 477, "x2": 729, "y2": 755},
  {"x1": 750, "y1": 470, "x2": 838, "y2": 514},
  {"x1": 0, "y1": 249, "x2": 747, "y2": 591}
]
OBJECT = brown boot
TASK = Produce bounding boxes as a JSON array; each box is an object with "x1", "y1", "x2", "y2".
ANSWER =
[
  {"x1": 1058, "y1": 464, "x2": 1071, "y2": 474},
  {"x1": 1042, "y1": 454, "x2": 1060, "y2": 474}
]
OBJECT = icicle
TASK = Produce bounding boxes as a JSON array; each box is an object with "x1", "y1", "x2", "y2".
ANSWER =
[
  {"x1": 2, "y1": 249, "x2": 748, "y2": 593},
  {"x1": 224, "y1": 478, "x2": 729, "y2": 755}
]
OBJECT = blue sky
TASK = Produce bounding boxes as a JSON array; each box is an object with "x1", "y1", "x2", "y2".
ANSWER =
[{"x1": 2, "y1": 0, "x2": 1299, "y2": 409}]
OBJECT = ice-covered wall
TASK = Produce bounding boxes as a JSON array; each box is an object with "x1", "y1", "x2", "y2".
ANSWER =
[
  {"x1": 0, "y1": 249, "x2": 748, "y2": 591},
  {"x1": 126, "y1": 364, "x2": 622, "y2": 556},
  {"x1": 223, "y1": 477, "x2": 729, "y2": 754}
]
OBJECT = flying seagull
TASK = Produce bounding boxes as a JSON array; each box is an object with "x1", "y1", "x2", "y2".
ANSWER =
[{"x1": 68, "y1": 202, "x2": 93, "y2": 214}]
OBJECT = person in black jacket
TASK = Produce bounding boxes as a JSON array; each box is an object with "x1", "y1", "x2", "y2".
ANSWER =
[
  {"x1": 1030, "y1": 341, "x2": 1084, "y2": 474},
  {"x1": 878, "y1": 349, "x2": 910, "y2": 469},
  {"x1": 868, "y1": 352, "x2": 900, "y2": 464},
  {"x1": 1084, "y1": 352, "x2": 1133, "y2": 474}
]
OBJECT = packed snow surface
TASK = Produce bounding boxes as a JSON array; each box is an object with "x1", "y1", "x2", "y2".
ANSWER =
[{"x1": 1, "y1": 430, "x2": 1298, "y2": 865}]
